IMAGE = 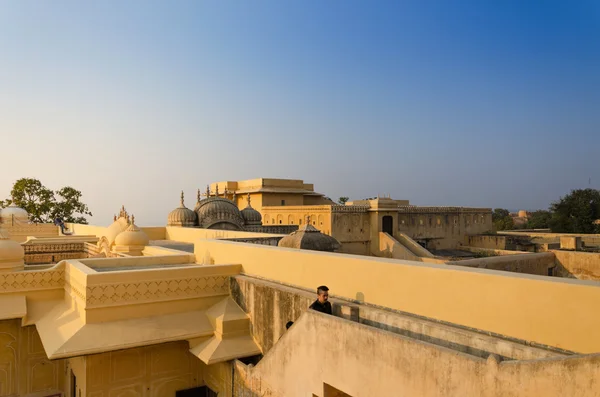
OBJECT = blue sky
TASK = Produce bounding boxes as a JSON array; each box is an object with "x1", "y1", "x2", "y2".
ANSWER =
[{"x1": 1, "y1": 0, "x2": 599, "y2": 225}]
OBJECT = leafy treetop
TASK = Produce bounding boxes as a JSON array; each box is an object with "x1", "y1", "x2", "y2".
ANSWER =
[{"x1": 0, "y1": 178, "x2": 92, "y2": 224}]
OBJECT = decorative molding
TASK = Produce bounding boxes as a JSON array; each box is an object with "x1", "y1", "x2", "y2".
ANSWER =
[
  {"x1": 23, "y1": 243, "x2": 85, "y2": 254},
  {"x1": 0, "y1": 267, "x2": 64, "y2": 293},
  {"x1": 397, "y1": 206, "x2": 492, "y2": 214},
  {"x1": 85, "y1": 275, "x2": 230, "y2": 307},
  {"x1": 65, "y1": 276, "x2": 87, "y2": 303},
  {"x1": 24, "y1": 252, "x2": 84, "y2": 266}
]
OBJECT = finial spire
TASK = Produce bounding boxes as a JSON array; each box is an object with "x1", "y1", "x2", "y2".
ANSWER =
[
  {"x1": 197, "y1": 188, "x2": 201, "y2": 203},
  {"x1": 233, "y1": 190, "x2": 237, "y2": 203},
  {"x1": 215, "y1": 184, "x2": 220, "y2": 196},
  {"x1": 114, "y1": 214, "x2": 117, "y2": 222},
  {"x1": 131, "y1": 214, "x2": 135, "y2": 225},
  {"x1": 180, "y1": 190, "x2": 185, "y2": 207},
  {"x1": 206, "y1": 185, "x2": 210, "y2": 198},
  {"x1": 247, "y1": 193, "x2": 252, "y2": 207}
]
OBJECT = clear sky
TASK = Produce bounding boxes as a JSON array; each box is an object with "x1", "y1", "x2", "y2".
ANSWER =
[{"x1": 1, "y1": 0, "x2": 599, "y2": 226}]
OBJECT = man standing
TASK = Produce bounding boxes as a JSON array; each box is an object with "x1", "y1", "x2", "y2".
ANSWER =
[{"x1": 309, "y1": 285, "x2": 332, "y2": 315}]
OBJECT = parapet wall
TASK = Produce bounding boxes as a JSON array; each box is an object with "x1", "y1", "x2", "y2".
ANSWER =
[
  {"x1": 2, "y1": 223, "x2": 59, "y2": 242},
  {"x1": 165, "y1": 226, "x2": 284, "y2": 242},
  {"x1": 237, "y1": 310, "x2": 600, "y2": 397},
  {"x1": 195, "y1": 239, "x2": 600, "y2": 353},
  {"x1": 446, "y1": 253, "x2": 556, "y2": 276},
  {"x1": 552, "y1": 250, "x2": 600, "y2": 281},
  {"x1": 397, "y1": 206, "x2": 492, "y2": 214}
]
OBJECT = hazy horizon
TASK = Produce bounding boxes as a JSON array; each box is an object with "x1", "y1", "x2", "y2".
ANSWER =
[{"x1": 1, "y1": 1, "x2": 599, "y2": 226}]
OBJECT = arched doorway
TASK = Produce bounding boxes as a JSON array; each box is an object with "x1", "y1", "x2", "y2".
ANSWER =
[{"x1": 382, "y1": 216, "x2": 393, "y2": 235}]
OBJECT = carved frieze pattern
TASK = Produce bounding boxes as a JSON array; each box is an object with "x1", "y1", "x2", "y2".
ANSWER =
[
  {"x1": 0, "y1": 269, "x2": 64, "y2": 292},
  {"x1": 85, "y1": 275, "x2": 229, "y2": 307},
  {"x1": 23, "y1": 243, "x2": 85, "y2": 254}
]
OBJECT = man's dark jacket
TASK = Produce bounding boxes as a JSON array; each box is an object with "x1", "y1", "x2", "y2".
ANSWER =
[{"x1": 309, "y1": 299, "x2": 332, "y2": 315}]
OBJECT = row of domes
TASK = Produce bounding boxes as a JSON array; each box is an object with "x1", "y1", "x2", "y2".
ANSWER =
[
  {"x1": 168, "y1": 189, "x2": 261, "y2": 230},
  {"x1": 103, "y1": 206, "x2": 150, "y2": 255}
]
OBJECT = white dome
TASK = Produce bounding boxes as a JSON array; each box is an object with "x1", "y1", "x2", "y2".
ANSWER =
[
  {"x1": 0, "y1": 204, "x2": 29, "y2": 225},
  {"x1": 0, "y1": 229, "x2": 24, "y2": 271},
  {"x1": 115, "y1": 224, "x2": 149, "y2": 247}
]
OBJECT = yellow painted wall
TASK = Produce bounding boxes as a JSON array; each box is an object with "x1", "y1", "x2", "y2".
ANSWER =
[
  {"x1": 262, "y1": 193, "x2": 304, "y2": 207},
  {"x1": 141, "y1": 227, "x2": 167, "y2": 240},
  {"x1": 66, "y1": 223, "x2": 110, "y2": 237},
  {"x1": 2, "y1": 224, "x2": 59, "y2": 243},
  {"x1": 238, "y1": 310, "x2": 600, "y2": 397},
  {"x1": 194, "y1": 239, "x2": 600, "y2": 353},
  {"x1": 83, "y1": 341, "x2": 204, "y2": 397},
  {"x1": 165, "y1": 226, "x2": 283, "y2": 243},
  {"x1": 0, "y1": 319, "x2": 65, "y2": 395}
]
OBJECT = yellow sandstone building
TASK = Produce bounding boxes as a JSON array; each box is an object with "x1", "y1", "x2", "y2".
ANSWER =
[{"x1": 0, "y1": 179, "x2": 599, "y2": 397}]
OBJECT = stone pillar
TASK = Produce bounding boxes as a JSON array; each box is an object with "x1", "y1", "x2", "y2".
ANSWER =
[{"x1": 560, "y1": 236, "x2": 582, "y2": 251}]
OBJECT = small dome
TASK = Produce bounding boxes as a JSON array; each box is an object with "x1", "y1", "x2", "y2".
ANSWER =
[
  {"x1": 196, "y1": 196, "x2": 245, "y2": 230},
  {"x1": 240, "y1": 193, "x2": 262, "y2": 226},
  {"x1": 115, "y1": 216, "x2": 149, "y2": 247},
  {"x1": 0, "y1": 203, "x2": 29, "y2": 225},
  {"x1": 0, "y1": 228, "x2": 24, "y2": 271},
  {"x1": 168, "y1": 191, "x2": 197, "y2": 227},
  {"x1": 103, "y1": 206, "x2": 131, "y2": 245},
  {"x1": 278, "y1": 219, "x2": 341, "y2": 252}
]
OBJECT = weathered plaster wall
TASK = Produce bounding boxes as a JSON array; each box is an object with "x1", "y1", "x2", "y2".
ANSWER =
[
  {"x1": 335, "y1": 241, "x2": 370, "y2": 256},
  {"x1": 394, "y1": 232, "x2": 435, "y2": 258},
  {"x1": 0, "y1": 319, "x2": 65, "y2": 396},
  {"x1": 195, "y1": 239, "x2": 600, "y2": 353},
  {"x1": 398, "y1": 209, "x2": 492, "y2": 250},
  {"x1": 236, "y1": 311, "x2": 600, "y2": 397},
  {"x1": 230, "y1": 275, "x2": 564, "y2": 361},
  {"x1": 82, "y1": 341, "x2": 204, "y2": 397},
  {"x1": 553, "y1": 250, "x2": 600, "y2": 280},
  {"x1": 467, "y1": 235, "x2": 508, "y2": 250},
  {"x1": 377, "y1": 232, "x2": 420, "y2": 261},
  {"x1": 446, "y1": 253, "x2": 556, "y2": 276},
  {"x1": 459, "y1": 246, "x2": 529, "y2": 256}
]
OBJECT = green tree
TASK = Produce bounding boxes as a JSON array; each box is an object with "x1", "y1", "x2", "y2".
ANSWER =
[
  {"x1": 549, "y1": 189, "x2": 600, "y2": 233},
  {"x1": 53, "y1": 186, "x2": 93, "y2": 224},
  {"x1": 0, "y1": 178, "x2": 92, "y2": 224},
  {"x1": 526, "y1": 210, "x2": 552, "y2": 230},
  {"x1": 492, "y1": 208, "x2": 514, "y2": 231},
  {"x1": 338, "y1": 196, "x2": 349, "y2": 205}
]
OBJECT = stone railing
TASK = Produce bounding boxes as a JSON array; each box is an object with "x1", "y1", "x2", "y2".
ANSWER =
[
  {"x1": 246, "y1": 225, "x2": 298, "y2": 235},
  {"x1": 397, "y1": 206, "x2": 492, "y2": 214},
  {"x1": 224, "y1": 237, "x2": 283, "y2": 246},
  {"x1": 331, "y1": 205, "x2": 370, "y2": 213}
]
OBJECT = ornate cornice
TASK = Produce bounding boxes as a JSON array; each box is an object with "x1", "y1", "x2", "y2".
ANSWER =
[{"x1": 85, "y1": 275, "x2": 229, "y2": 308}]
